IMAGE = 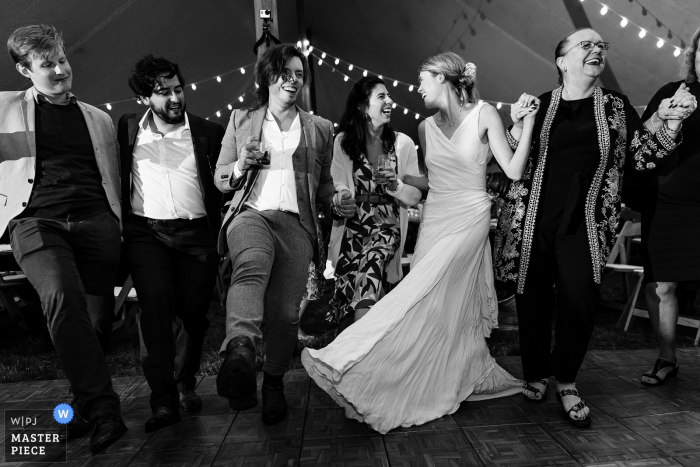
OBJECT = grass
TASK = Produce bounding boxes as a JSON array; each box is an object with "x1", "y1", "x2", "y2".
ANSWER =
[{"x1": 1, "y1": 274, "x2": 699, "y2": 384}]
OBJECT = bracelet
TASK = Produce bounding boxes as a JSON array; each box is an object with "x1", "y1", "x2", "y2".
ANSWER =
[
  {"x1": 651, "y1": 112, "x2": 663, "y2": 129},
  {"x1": 663, "y1": 120, "x2": 681, "y2": 134}
]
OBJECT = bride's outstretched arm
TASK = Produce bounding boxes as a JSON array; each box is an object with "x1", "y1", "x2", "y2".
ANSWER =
[
  {"x1": 480, "y1": 100, "x2": 538, "y2": 181},
  {"x1": 404, "y1": 121, "x2": 430, "y2": 191}
]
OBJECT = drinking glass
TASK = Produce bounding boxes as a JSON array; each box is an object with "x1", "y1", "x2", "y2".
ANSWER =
[
  {"x1": 374, "y1": 154, "x2": 389, "y2": 186},
  {"x1": 250, "y1": 137, "x2": 270, "y2": 165}
]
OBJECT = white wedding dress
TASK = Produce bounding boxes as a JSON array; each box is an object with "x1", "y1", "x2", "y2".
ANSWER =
[{"x1": 301, "y1": 101, "x2": 522, "y2": 434}]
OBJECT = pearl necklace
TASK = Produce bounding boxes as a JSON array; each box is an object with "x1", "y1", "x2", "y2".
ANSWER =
[{"x1": 435, "y1": 104, "x2": 464, "y2": 127}]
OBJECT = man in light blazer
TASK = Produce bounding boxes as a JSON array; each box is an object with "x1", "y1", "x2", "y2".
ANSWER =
[
  {"x1": 214, "y1": 44, "x2": 354, "y2": 424},
  {"x1": 1, "y1": 24, "x2": 126, "y2": 455}
]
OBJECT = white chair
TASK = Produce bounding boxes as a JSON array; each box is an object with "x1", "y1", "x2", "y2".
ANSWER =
[{"x1": 113, "y1": 274, "x2": 138, "y2": 333}]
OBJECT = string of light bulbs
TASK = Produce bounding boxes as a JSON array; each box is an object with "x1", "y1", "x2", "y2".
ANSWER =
[
  {"x1": 97, "y1": 62, "x2": 256, "y2": 110},
  {"x1": 582, "y1": 0, "x2": 685, "y2": 57},
  {"x1": 311, "y1": 46, "x2": 656, "y2": 111}
]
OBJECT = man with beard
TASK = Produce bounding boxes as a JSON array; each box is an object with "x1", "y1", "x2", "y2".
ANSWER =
[
  {"x1": 1, "y1": 24, "x2": 126, "y2": 455},
  {"x1": 118, "y1": 55, "x2": 225, "y2": 432},
  {"x1": 214, "y1": 44, "x2": 355, "y2": 424}
]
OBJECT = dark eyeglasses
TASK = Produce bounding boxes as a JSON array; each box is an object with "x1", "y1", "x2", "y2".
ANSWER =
[{"x1": 562, "y1": 41, "x2": 610, "y2": 55}]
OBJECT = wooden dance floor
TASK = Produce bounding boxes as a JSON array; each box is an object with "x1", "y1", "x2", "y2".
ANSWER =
[{"x1": 3, "y1": 348, "x2": 700, "y2": 466}]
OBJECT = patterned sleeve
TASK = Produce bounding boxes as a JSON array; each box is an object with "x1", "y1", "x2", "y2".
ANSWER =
[
  {"x1": 626, "y1": 93, "x2": 682, "y2": 172},
  {"x1": 505, "y1": 125, "x2": 519, "y2": 150}
]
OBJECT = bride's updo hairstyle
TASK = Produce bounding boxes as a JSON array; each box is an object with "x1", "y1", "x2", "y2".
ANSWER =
[{"x1": 419, "y1": 51, "x2": 479, "y2": 104}]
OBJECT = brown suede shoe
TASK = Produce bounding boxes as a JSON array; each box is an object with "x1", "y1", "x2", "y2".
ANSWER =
[{"x1": 216, "y1": 335, "x2": 258, "y2": 410}]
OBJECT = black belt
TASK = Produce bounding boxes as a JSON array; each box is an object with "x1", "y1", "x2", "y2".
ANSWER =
[
  {"x1": 355, "y1": 194, "x2": 394, "y2": 205},
  {"x1": 131, "y1": 214, "x2": 208, "y2": 228}
]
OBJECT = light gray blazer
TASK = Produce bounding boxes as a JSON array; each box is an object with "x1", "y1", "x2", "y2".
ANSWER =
[
  {"x1": 0, "y1": 87, "x2": 121, "y2": 235},
  {"x1": 214, "y1": 105, "x2": 335, "y2": 264}
]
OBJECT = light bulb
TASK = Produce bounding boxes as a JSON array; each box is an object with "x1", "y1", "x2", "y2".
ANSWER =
[
  {"x1": 639, "y1": 28, "x2": 647, "y2": 38},
  {"x1": 657, "y1": 38, "x2": 664, "y2": 48},
  {"x1": 321, "y1": 52, "x2": 326, "y2": 59},
  {"x1": 106, "y1": 104, "x2": 112, "y2": 110},
  {"x1": 217, "y1": 76, "x2": 222, "y2": 82},
  {"x1": 255, "y1": 83, "x2": 259, "y2": 88},
  {"x1": 414, "y1": 114, "x2": 419, "y2": 119},
  {"x1": 393, "y1": 80, "x2": 398, "y2": 87},
  {"x1": 363, "y1": 70, "x2": 367, "y2": 77},
  {"x1": 333, "y1": 123, "x2": 338, "y2": 127},
  {"x1": 620, "y1": 17, "x2": 628, "y2": 27},
  {"x1": 240, "y1": 68, "x2": 246, "y2": 74},
  {"x1": 344, "y1": 76, "x2": 349, "y2": 81},
  {"x1": 308, "y1": 46, "x2": 313, "y2": 52},
  {"x1": 348, "y1": 64, "x2": 354, "y2": 71},
  {"x1": 392, "y1": 103, "x2": 397, "y2": 108},
  {"x1": 191, "y1": 84, "x2": 196, "y2": 90},
  {"x1": 227, "y1": 104, "x2": 232, "y2": 110},
  {"x1": 296, "y1": 41, "x2": 302, "y2": 48},
  {"x1": 600, "y1": 5, "x2": 608, "y2": 15},
  {"x1": 674, "y1": 47, "x2": 682, "y2": 57},
  {"x1": 497, "y1": 102, "x2": 502, "y2": 109},
  {"x1": 238, "y1": 96, "x2": 244, "y2": 102},
  {"x1": 216, "y1": 111, "x2": 221, "y2": 117},
  {"x1": 408, "y1": 85, "x2": 414, "y2": 91},
  {"x1": 379, "y1": 75, "x2": 383, "y2": 79},
  {"x1": 303, "y1": 39, "x2": 309, "y2": 47},
  {"x1": 403, "y1": 109, "x2": 408, "y2": 114},
  {"x1": 309, "y1": 111, "x2": 314, "y2": 115},
  {"x1": 318, "y1": 59, "x2": 322, "y2": 65}
]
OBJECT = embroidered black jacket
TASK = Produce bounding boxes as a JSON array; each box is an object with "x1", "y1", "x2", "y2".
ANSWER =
[{"x1": 494, "y1": 86, "x2": 681, "y2": 294}]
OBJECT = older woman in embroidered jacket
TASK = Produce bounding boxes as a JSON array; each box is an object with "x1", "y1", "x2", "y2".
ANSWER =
[{"x1": 493, "y1": 27, "x2": 694, "y2": 428}]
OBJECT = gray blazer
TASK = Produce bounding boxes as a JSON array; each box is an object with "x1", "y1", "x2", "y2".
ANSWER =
[
  {"x1": 214, "y1": 106, "x2": 335, "y2": 264},
  {"x1": 0, "y1": 87, "x2": 121, "y2": 235}
]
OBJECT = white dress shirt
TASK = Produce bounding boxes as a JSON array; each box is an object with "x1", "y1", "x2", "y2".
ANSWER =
[
  {"x1": 131, "y1": 110, "x2": 206, "y2": 219},
  {"x1": 234, "y1": 110, "x2": 301, "y2": 213}
]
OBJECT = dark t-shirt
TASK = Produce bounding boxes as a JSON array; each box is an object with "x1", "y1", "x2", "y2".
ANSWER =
[
  {"x1": 22, "y1": 100, "x2": 110, "y2": 219},
  {"x1": 538, "y1": 96, "x2": 600, "y2": 234}
]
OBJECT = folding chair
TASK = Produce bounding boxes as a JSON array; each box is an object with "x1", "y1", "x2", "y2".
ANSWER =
[{"x1": 113, "y1": 274, "x2": 138, "y2": 334}]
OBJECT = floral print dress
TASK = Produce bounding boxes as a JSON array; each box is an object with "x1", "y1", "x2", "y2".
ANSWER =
[{"x1": 329, "y1": 154, "x2": 400, "y2": 322}]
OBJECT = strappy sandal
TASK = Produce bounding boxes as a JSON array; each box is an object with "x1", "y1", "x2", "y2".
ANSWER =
[
  {"x1": 556, "y1": 388, "x2": 591, "y2": 428},
  {"x1": 641, "y1": 359, "x2": 679, "y2": 386},
  {"x1": 522, "y1": 379, "x2": 549, "y2": 403}
]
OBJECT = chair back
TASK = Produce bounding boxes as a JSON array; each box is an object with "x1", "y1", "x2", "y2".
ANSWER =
[{"x1": 607, "y1": 220, "x2": 641, "y2": 265}]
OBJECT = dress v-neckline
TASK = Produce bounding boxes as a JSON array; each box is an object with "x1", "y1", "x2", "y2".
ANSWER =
[{"x1": 431, "y1": 103, "x2": 481, "y2": 144}]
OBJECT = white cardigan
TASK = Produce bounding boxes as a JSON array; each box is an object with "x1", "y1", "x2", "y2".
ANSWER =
[{"x1": 329, "y1": 132, "x2": 423, "y2": 284}]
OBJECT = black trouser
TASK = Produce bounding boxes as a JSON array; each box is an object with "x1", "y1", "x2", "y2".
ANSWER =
[
  {"x1": 515, "y1": 219, "x2": 600, "y2": 383},
  {"x1": 123, "y1": 215, "x2": 219, "y2": 411},
  {"x1": 9, "y1": 212, "x2": 121, "y2": 419}
]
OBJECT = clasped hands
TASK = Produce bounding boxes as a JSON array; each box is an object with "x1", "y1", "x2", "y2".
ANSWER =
[
  {"x1": 334, "y1": 190, "x2": 356, "y2": 218},
  {"x1": 656, "y1": 83, "x2": 697, "y2": 131},
  {"x1": 510, "y1": 93, "x2": 541, "y2": 128}
]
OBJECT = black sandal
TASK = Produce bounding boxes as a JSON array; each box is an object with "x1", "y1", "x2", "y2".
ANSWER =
[
  {"x1": 556, "y1": 389, "x2": 591, "y2": 428},
  {"x1": 522, "y1": 379, "x2": 549, "y2": 403},
  {"x1": 641, "y1": 359, "x2": 679, "y2": 386}
]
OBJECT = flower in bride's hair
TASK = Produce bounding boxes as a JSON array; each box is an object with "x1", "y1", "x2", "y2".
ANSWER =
[{"x1": 463, "y1": 62, "x2": 477, "y2": 83}]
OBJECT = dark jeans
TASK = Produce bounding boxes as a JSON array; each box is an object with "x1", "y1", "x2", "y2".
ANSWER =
[
  {"x1": 123, "y1": 215, "x2": 219, "y2": 411},
  {"x1": 515, "y1": 219, "x2": 600, "y2": 383},
  {"x1": 220, "y1": 209, "x2": 314, "y2": 376},
  {"x1": 8, "y1": 211, "x2": 121, "y2": 419}
]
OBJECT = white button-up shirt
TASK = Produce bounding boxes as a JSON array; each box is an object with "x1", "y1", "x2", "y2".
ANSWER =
[
  {"x1": 235, "y1": 110, "x2": 301, "y2": 213},
  {"x1": 131, "y1": 110, "x2": 206, "y2": 220}
]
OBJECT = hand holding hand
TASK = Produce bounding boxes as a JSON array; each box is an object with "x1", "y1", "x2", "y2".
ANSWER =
[
  {"x1": 511, "y1": 93, "x2": 540, "y2": 128},
  {"x1": 335, "y1": 190, "x2": 356, "y2": 218}
]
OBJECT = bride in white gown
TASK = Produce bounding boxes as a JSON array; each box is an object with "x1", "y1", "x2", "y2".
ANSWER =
[{"x1": 301, "y1": 52, "x2": 540, "y2": 434}]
